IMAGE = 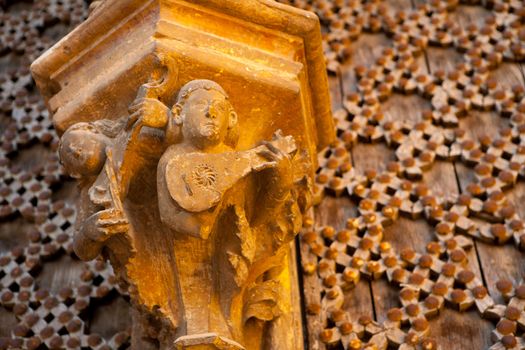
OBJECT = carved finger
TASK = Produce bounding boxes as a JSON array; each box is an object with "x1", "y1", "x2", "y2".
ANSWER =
[
  {"x1": 128, "y1": 104, "x2": 139, "y2": 114},
  {"x1": 97, "y1": 208, "x2": 127, "y2": 224},
  {"x1": 257, "y1": 149, "x2": 279, "y2": 161},
  {"x1": 126, "y1": 111, "x2": 142, "y2": 129},
  {"x1": 99, "y1": 213, "x2": 127, "y2": 224},
  {"x1": 99, "y1": 224, "x2": 129, "y2": 237},
  {"x1": 98, "y1": 218, "x2": 128, "y2": 228},
  {"x1": 252, "y1": 161, "x2": 277, "y2": 171},
  {"x1": 98, "y1": 207, "x2": 122, "y2": 218},
  {"x1": 98, "y1": 219, "x2": 128, "y2": 229},
  {"x1": 111, "y1": 223, "x2": 128, "y2": 232},
  {"x1": 261, "y1": 140, "x2": 282, "y2": 155}
]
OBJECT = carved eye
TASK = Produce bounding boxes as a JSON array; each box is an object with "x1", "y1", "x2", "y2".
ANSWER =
[
  {"x1": 85, "y1": 124, "x2": 97, "y2": 133},
  {"x1": 215, "y1": 104, "x2": 226, "y2": 113}
]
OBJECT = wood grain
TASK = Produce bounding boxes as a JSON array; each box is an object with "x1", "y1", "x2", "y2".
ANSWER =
[
  {"x1": 321, "y1": 3, "x2": 511, "y2": 348},
  {"x1": 3, "y1": 1, "x2": 525, "y2": 349},
  {"x1": 425, "y1": 3, "x2": 524, "y2": 345}
]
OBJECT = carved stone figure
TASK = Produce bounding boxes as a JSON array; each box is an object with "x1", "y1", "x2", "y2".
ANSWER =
[
  {"x1": 58, "y1": 55, "x2": 180, "y2": 267},
  {"x1": 58, "y1": 118, "x2": 132, "y2": 262},
  {"x1": 155, "y1": 80, "x2": 308, "y2": 347},
  {"x1": 31, "y1": 1, "x2": 335, "y2": 348},
  {"x1": 58, "y1": 77, "x2": 311, "y2": 349}
]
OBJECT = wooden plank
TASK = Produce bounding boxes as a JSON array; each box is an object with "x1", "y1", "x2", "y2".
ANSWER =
[
  {"x1": 489, "y1": 63, "x2": 524, "y2": 91},
  {"x1": 453, "y1": 65, "x2": 525, "y2": 302},
  {"x1": 314, "y1": 196, "x2": 375, "y2": 321},
  {"x1": 301, "y1": 196, "x2": 374, "y2": 350},
  {"x1": 338, "y1": 31, "x2": 399, "y2": 327},
  {"x1": 340, "y1": 33, "x2": 392, "y2": 94},
  {"x1": 35, "y1": 255, "x2": 86, "y2": 294},
  {"x1": 351, "y1": 143, "x2": 395, "y2": 175},
  {"x1": 10, "y1": 144, "x2": 54, "y2": 173},
  {"x1": 425, "y1": 47, "x2": 464, "y2": 73},
  {"x1": 520, "y1": 65, "x2": 525, "y2": 84},
  {"x1": 328, "y1": 74, "x2": 343, "y2": 111},
  {"x1": 88, "y1": 294, "x2": 132, "y2": 339},
  {"x1": 0, "y1": 306, "x2": 17, "y2": 338},
  {"x1": 328, "y1": 69, "x2": 376, "y2": 321},
  {"x1": 475, "y1": 241, "x2": 525, "y2": 305},
  {"x1": 421, "y1": 3, "x2": 490, "y2": 266},
  {"x1": 447, "y1": 5, "x2": 492, "y2": 30},
  {"x1": 301, "y1": 71, "x2": 375, "y2": 349},
  {"x1": 421, "y1": 61, "x2": 493, "y2": 350},
  {"x1": 375, "y1": 218, "x2": 431, "y2": 325},
  {"x1": 427, "y1": 309, "x2": 493, "y2": 348},
  {"x1": 0, "y1": 218, "x2": 31, "y2": 253},
  {"x1": 451, "y1": 104, "x2": 523, "y2": 339},
  {"x1": 427, "y1": 0, "x2": 525, "y2": 330},
  {"x1": 300, "y1": 220, "x2": 326, "y2": 350},
  {"x1": 383, "y1": 0, "x2": 412, "y2": 12},
  {"x1": 346, "y1": 136, "x2": 406, "y2": 325}
]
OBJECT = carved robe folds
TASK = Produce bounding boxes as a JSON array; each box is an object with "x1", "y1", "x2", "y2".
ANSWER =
[{"x1": 31, "y1": 1, "x2": 334, "y2": 349}]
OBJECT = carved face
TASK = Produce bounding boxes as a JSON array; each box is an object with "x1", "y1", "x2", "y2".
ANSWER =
[
  {"x1": 179, "y1": 89, "x2": 234, "y2": 149},
  {"x1": 59, "y1": 124, "x2": 108, "y2": 179}
]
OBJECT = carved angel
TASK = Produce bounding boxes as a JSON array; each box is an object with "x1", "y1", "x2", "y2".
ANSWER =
[
  {"x1": 58, "y1": 118, "x2": 131, "y2": 261},
  {"x1": 58, "y1": 55, "x2": 179, "y2": 264}
]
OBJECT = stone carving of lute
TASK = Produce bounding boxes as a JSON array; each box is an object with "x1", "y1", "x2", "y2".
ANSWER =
[{"x1": 165, "y1": 132, "x2": 296, "y2": 213}]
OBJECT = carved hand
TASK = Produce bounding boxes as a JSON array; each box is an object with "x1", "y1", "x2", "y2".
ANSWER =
[
  {"x1": 81, "y1": 208, "x2": 129, "y2": 243},
  {"x1": 258, "y1": 140, "x2": 291, "y2": 168},
  {"x1": 257, "y1": 136, "x2": 294, "y2": 198},
  {"x1": 127, "y1": 97, "x2": 169, "y2": 130}
]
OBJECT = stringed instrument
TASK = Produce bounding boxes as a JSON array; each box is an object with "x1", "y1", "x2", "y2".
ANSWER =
[{"x1": 165, "y1": 134, "x2": 296, "y2": 213}]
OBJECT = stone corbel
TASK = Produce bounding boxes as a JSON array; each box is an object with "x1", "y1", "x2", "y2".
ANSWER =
[{"x1": 31, "y1": 1, "x2": 334, "y2": 349}]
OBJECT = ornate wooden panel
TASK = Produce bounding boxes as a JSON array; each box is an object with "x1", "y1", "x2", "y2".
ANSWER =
[
  {"x1": 278, "y1": 0, "x2": 525, "y2": 349},
  {"x1": 1, "y1": 0, "x2": 525, "y2": 349},
  {"x1": 0, "y1": 1, "x2": 132, "y2": 349}
]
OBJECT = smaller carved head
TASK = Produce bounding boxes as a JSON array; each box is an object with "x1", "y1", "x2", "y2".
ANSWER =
[
  {"x1": 172, "y1": 79, "x2": 238, "y2": 149},
  {"x1": 58, "y1": 122, "x2": 109, "y2": 179}
]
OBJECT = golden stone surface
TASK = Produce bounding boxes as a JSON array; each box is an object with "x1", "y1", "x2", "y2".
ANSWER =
[{"x1": 31, "y1": 1, "x2": 334, "y2": 349}]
